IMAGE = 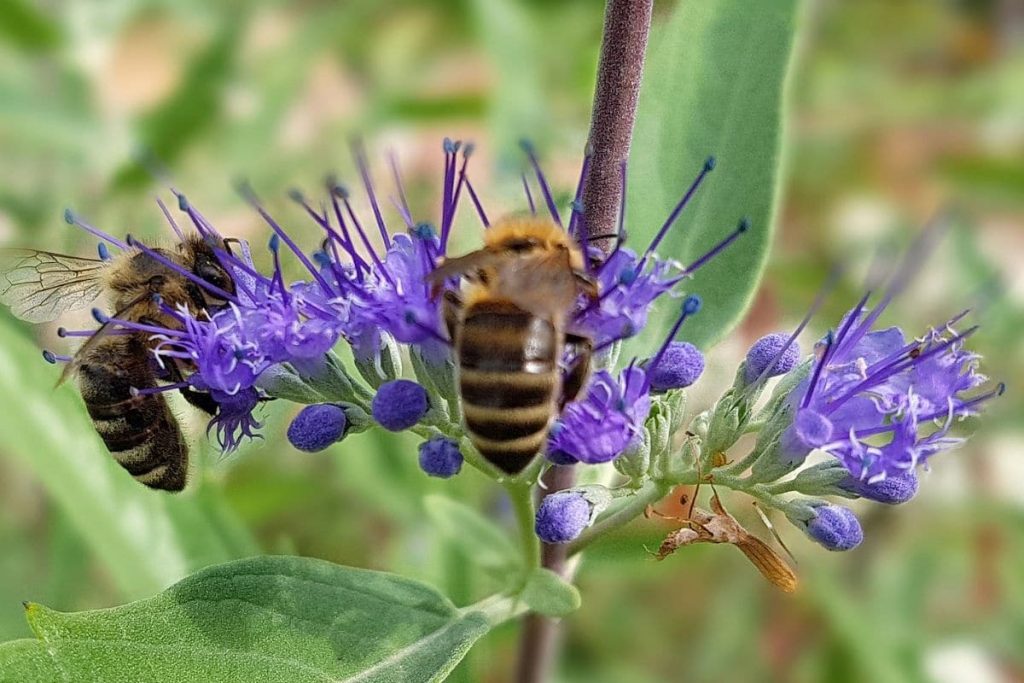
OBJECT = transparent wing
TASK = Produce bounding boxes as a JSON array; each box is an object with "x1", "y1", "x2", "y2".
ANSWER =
[{"x1": 0, "y1": 249, "x2": 107, "y2": 323}]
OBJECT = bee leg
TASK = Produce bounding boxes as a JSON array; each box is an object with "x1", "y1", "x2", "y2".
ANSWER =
[
  {"x1": 560, "y1": 334, "x2": 592, "y2": 409},
  {"x1": 574, "y1": 271, "x2": 599, "y2": 301},
  {"x1": 442, "y1": 290, "x2": 463, "y2": 344}
]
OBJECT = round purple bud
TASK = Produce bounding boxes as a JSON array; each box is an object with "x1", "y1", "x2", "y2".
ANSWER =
[
  {"x1": 371, "y1": 379, "x2": 430, "y2": 431},
  {"x1": 287, "y1": 404, "x2": 348, "y2": 452},
  {"x1": 744, "y1": 333, "x2": 800, "y2": 384},
  {"x1": 535, "y1": 491, "x2": 593, "y2": 544},
  {"x1": 805, "y1": 505, "x2": 863, "y2": 551},
  {"x1": 841, "y1": 471, "x2": 919, "y2": 505},
  {"x1": 645, "y1": 342, "x2": 705, "y2": 391},
  {"x1": 418, "y1": 437, "x2": 463, "y2": 478}
]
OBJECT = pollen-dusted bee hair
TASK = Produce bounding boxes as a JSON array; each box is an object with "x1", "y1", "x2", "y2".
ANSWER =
[
  {"x1": 0, "y1": 235, "x2": 236, "y2": 491},
  {"x1": 429, "y1": 216, "x2": 597, "y2": 475}
]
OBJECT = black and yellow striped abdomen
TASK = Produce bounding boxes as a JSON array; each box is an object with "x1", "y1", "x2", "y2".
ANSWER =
[
  {"x1": 457, "y1": 300, "x2": 560, "y2": 474},
  {"x1": 78, "y1": 335, "x2": 188, "y2": 491}
]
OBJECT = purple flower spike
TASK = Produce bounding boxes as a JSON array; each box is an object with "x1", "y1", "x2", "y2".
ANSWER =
[
  {"x1": 535, "y1": 491, "x2": 593, "y2": 544},
  {"x1": 645, "y1": 342, "x2": 705, "y2": 391},
  {"x1": 418, "y1": 437, "x2": 464, "y2": 478},
  {"x1": 372, "y1": 379, "x2": 430, "y2": 431},
  {"x1": 547, "y1": 367, "x2": 651, "y2": 464},
  {"x1": 785, "y1": 303, "x2": 998, "y2": 483},
  {"x1": 802, "y1": 505, "x2": 863, "y2": 551},
  {"x1": 840, "y1": 470, "x2": 918, "y2": 505},
  {"x1": 572, "y1": 248, "x2": 678, "y2": 347},
  {"x1": 745, "y1": 332, "x2": 800, "y2": 384},
  {"x1": 208, "y1": 387, "x2": 262, "y2": 452},
  {"x1": 288, "y1": 404, "x2": 348, "y2": 452}
]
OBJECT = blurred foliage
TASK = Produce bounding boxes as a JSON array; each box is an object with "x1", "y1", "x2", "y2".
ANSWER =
[{"x1": 0, "y1": 0, "x2": 1021, "y2": 682}]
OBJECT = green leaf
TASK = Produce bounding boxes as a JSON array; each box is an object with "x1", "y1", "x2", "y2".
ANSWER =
[
  {"x1": 520, "y1": 568, "x2": 581, "y2": 618},
  {"x1": 0, "y1": 556, "x2": 489, "y2": 683},
  {"x1": 0, "y1": 319, "x2": 256, "y2": 599},
  {"x1": 629, "y1": 0, "x2": 801, "y2": 348},
  {"x1": 424, "y1": 494, "x2": 522, "y2": 573},
  {"x1": 0, "y1": 0, "x2": 62, "y2": 53},
  {"x1": 469, "y1": 0, "x2": 548, "y2": 162}
]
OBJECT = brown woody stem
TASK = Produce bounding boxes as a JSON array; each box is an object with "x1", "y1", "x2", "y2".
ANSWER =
[{"x1": 514, "y1": 1, "x2": 653, "y2": 681}]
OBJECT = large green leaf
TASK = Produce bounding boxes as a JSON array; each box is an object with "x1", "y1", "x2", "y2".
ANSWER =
[
  {"x1": 0, "y1": 556, "x2": 490, "y2": 683},
  {"x1": 0, "y1": 320, "x2": 256, "y2": 599},
  {"x1": 628, "y1": 0, "x2": 801, "y2": 348}
]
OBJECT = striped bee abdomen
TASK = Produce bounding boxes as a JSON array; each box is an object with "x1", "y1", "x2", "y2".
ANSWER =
[
  {"x1": 78, "y1": 337, "x2": 188, "y2": 491},
  {"x1": 458, "y1": 301, "x2": 560, "y2": 474}
]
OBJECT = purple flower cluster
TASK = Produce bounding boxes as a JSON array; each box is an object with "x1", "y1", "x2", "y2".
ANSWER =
[
  {"x1": 50, "y1": 141, "x2": 746, "y2": 468},
  {"x1": 782, "y1": 299, "x2": 1002, "y2": 485}
]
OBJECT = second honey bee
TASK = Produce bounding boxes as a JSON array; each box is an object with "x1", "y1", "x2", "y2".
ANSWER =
[
  {"x1": 0, "y1": 236, "x2": 236, "y2": 491},
  {"x1": 429, "y1": 217, "x2": 597, "y2": 475}
]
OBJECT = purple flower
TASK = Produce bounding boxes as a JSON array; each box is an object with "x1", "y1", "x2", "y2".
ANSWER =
[
  {"x1": 418, "y1": 437, "x2": 464, "y2": 478},
  {"x1": 372, "y1": 379, "x2": 430, "y2": 431},
  {"x1": 363, "y1": 231, "x2": 444, "y2": 345},
  {"x1": 644, "y1": 341, "x2": 705, "y2": 391},
  {"x1": 240, "y1": 288, "x2": 339, "y2": 363},
  {"x1": 572, "y1": 248, "x2": 679, "y2": 347},
  {"x1": 155, "y1": 308, "x2": 271, "y2": 396},
  {"x1": 288, "y1": 404, "x2": 348, "y2": 452},
  {"x1": 547, "y1": 367, "x2": 651, "y2": 464},
  {"x1": 783, "y1": 300, "x2": 1000, "y2": 483},
  {"x1": 207, "y1": 387, "x2": 262, "y2": 452},
  {"x1": 801, "y1": 504, "x2": 863, "y2": 551},
  {"x1": 744, "y1": 332, "x2": 800, "y2": 384},
  {"x1": 840, "y1": 470, "x2": 918, "y2": 505},
  {"x1": 535, "y1": 491, "x2": 594, "y2": 544}
]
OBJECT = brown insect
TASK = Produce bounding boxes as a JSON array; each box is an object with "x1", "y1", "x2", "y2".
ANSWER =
[
  {"x1": 0, "y1": 236, "x2": 235, "y2": 491},
  {"x1": 429, "y1": 216, "x2": 597, "y2": 475},
  {"x1": 656, "y1": 493, "x2": 798, "y2": 593}
]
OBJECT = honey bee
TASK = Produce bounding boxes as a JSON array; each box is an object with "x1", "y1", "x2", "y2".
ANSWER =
[
  {"x1": 429, "y1": 217, "x2": 598, "y2": 475},
  {"x1": 0, "y1": 236, "x2": 235, "y2": 491}
]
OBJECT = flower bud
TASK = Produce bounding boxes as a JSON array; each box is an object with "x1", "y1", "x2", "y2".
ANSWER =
[
  {"x1": 418, "y1": 437, "x2": 463, "y2": 478},
  {"x1": 535, "y1": 491, "x2": 595, "y2": 544},
  {"x1": 371, "y1": 379, "x2": 430, "y2": 431},
  {"x1": 287, "y1": 404, "x2": 348, "y2": 452},
  {"x1": 779, "y1": 408, "x2": 833, "y2": 466},
  {"x1": 840, "y1": 471, "x2": 918, "y2": 505},
  {"x1": 744, "y1": 333, "x2": 800, "y2": 384},
  {"x1": 644, "y1": 342, "x2": 705, "y2": 391},
  {"x1": 801, "y1": 504, "x2": 863, "y2": 551}
]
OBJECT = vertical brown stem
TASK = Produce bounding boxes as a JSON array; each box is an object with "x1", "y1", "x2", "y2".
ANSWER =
[{"x1": 514, "y1": 1, "x2": 652, "y2": 682}]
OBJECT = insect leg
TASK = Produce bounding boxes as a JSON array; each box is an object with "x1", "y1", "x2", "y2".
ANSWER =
[{"x1": 559, "y1": 334, "x2": 592, "y2": 409}]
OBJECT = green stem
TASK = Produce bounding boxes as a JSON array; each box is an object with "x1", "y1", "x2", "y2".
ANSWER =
[
  {"x1": 465, "y1": 593, "x2": 530, "y2": 627},
  {"x1": 567, "y1": 479, "x2": 674, "y2": 555},
  {"x1": 507, "y1": 482, "x2": 541, "y2": 575}
]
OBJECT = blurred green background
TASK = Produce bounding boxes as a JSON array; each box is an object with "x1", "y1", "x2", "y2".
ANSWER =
[{"x1": 1, "y1": 1, "x2": 1022, "y2": 681}]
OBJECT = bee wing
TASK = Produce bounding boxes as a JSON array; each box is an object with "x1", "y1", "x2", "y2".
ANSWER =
[
  {"x1": 57, "y1": 290, "x2": 152, "y2": 387},
  {"x1": 0, "y1": 249, "x2": 107, "y2": 323},
  {"x1": 426, "y1": 250, "x2": 502, "y2": 285},
  {"x1": 494, "y1": 251, "x2": 579, "y2": 319}
]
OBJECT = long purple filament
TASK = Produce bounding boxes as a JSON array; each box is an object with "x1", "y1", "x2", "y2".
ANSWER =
[
  {"x1": 567, "y1": 154, "x2": 592, "y2": 237},
  {"x1": 64, "y1": 210, "x2": 129, "y2": 250},
  {"x1": 522, "y1": 143, "x2": 562, "y2": 226},
  {"x1": 126, "y1": 236, "x2": 238, "y2": 303},
  {"x1": 352, "y1": 141, "x2": 391, "y2": 250},
  {"x1": 642, "y1": 158, "x2": 715, "y2": 261}
]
